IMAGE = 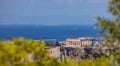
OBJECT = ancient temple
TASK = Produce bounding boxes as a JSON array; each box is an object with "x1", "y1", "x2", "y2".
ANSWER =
[{"x1": 66, "y1": 37, "x2": 94, "y2": 47}]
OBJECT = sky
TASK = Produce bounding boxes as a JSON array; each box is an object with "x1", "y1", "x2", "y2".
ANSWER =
[{"x1": 0, "y1": 0, "x2": 112, "y2": 25}]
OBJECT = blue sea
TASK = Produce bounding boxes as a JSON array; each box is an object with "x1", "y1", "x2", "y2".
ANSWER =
[{"x1": 0, "y1": 25, "x2": 99, "y2": 41}]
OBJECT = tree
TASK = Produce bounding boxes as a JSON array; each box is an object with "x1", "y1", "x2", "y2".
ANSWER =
[
  {"x1": 55, "y1": 41, "x2": 61, "y2": 46},
  {"x1": 96, "y1": 0, "x2": 120, "y2": 65},
  {"x1": 0, "y1": 37, "x2": 59, "y2": 66}
]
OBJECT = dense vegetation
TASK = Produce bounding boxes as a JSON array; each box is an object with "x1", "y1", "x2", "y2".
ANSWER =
[
  {"x1": 0, "y1": 38, "x2": 56, "y2": 66},
  {"x1": 96, "y1": 0, "x2": 120, "y2": 66},
  {"x1": 0, "y1": 38, "x2": 112, "y2": 66},
  {"x1": 45, "y1": 41, "x2": 61, "y2": 46}
]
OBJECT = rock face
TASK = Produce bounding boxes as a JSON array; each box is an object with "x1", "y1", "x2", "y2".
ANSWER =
[{"x1": 48, "y1": 47, "x2": 60, "y2": 57}]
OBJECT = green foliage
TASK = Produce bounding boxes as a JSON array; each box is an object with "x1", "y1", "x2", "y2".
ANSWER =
[
  {"x1": 96, "y1": 0, "x2": 120, "y2": 66},
  {"x1": 108, "y1": 0, "x2": 120, "y2": 17},
  {"x1": 0, "y1": 37, "x2": 58, "y2": 66},
  {"x1": 60, "y1": 56, "x2": 112, "y2": 66},
  {"x1": 45, "y1": 41, "x2": 61, "y2": 47},
  {"x1": 0, "y1": 38, "x2": 112, "y2": 66}
]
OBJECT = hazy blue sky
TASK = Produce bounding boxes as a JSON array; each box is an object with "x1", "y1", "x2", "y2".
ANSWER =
[{"x1": 0, "y1": 0, "x2": 112, "y2": 25}]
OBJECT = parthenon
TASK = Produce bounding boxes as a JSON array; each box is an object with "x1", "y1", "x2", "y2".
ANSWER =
[{"x1": 66, "y1": 37, "x2": 94, "y2": 47}]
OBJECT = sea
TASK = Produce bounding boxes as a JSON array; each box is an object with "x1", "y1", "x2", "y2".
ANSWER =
[{"x1": 0, "y1": 25, "x2": 99, "y2": 41}]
